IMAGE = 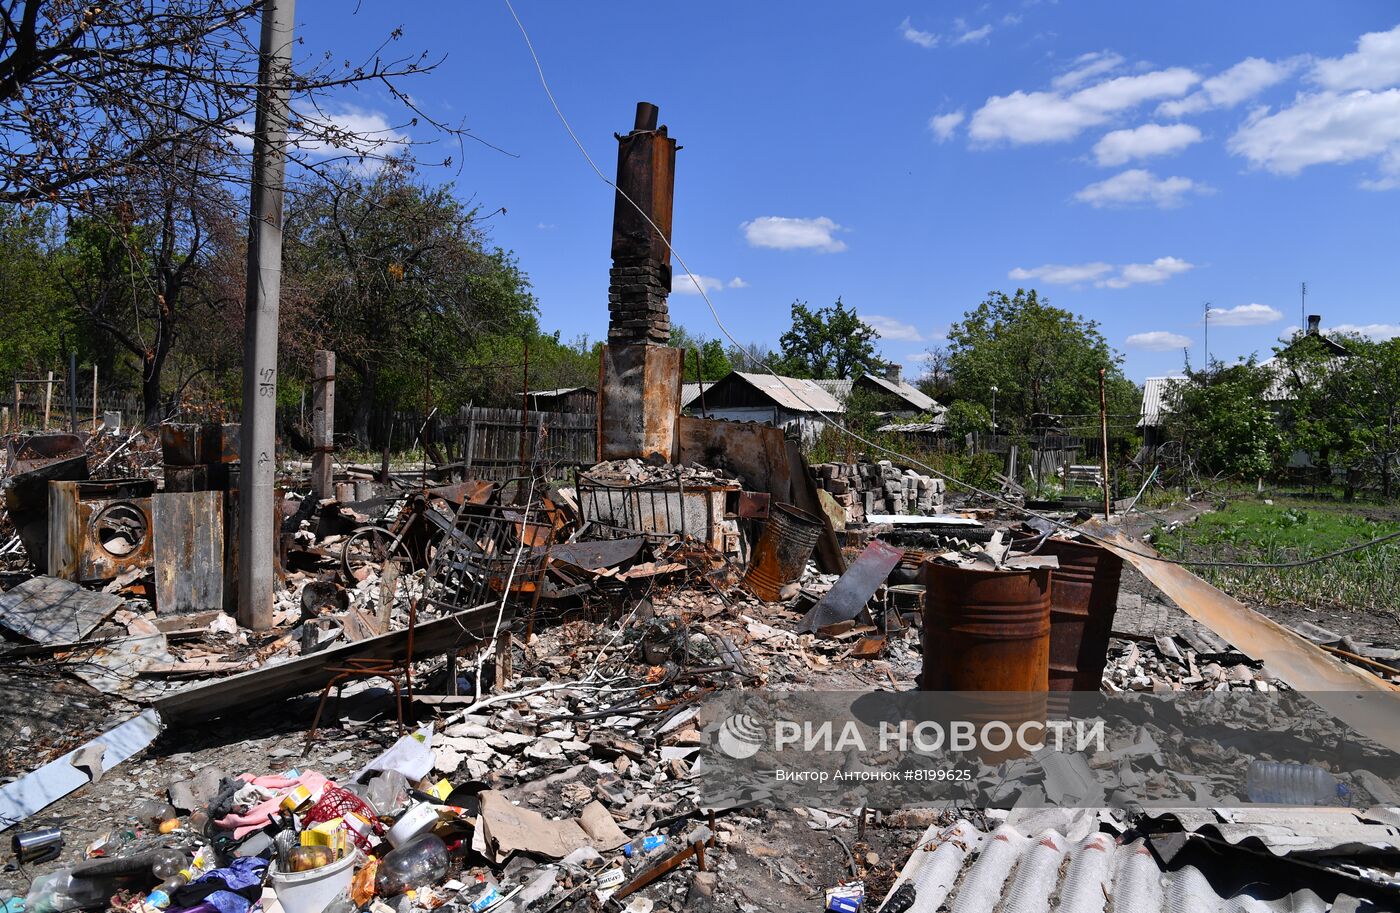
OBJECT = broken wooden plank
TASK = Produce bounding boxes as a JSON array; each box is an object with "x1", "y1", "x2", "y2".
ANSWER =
[{"x1": 0, "y1": 576, "x2": 123, "y2": 644}]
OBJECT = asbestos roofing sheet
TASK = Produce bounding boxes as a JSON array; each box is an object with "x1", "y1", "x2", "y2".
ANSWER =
[
  {"x1": 0, "y1": 575, "x2": 123, "y2": 644},
  {"x1": 881, "y1": 819, "x2": 1387, "y2": 912},
  {"x1": 733, "y1": 372, "x2": 845, "y2": 414}
]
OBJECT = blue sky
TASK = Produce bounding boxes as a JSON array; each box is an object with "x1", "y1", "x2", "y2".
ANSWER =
[{"x1": 305, "y1": 2, "x2": 1400, "y2": 383}]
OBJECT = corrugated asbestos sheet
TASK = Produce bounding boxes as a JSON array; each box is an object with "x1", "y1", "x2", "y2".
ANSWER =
[
  {"x1": 880, "y1": 819, "x2": 1390, "y2": 912},
  {"x1": 732, "y1": 372, "x2": 846, "y2": 413},
  {"x1": 1138, "y1": 376, "x2": 1182, "y2": 427}
]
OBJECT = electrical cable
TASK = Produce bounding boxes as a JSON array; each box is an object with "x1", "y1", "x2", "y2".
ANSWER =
[{"x1": 501, "y1": 0, "x2": 1400, "y2": 571}]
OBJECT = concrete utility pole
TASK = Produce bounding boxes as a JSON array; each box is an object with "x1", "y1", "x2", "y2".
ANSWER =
[
  {"x1": 238, "y1": 0, "x2": 296, "y2": 630},
  {"x1": 311, "y1": 350, "x2": 335, "y2": 500}
]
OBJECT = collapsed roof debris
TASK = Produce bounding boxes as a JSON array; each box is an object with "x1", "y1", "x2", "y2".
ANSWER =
[{"x1": 1, "y1": 101, "x2": 1398, "y2": 913}]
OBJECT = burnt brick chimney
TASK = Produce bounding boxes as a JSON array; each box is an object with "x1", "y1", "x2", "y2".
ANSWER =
[
  {"x1": 608, "y1": 102, "x2": 677, "y2": 346},
  {"x1": 1306, "y1": 314, "x2": 1321, "y2": 335}
]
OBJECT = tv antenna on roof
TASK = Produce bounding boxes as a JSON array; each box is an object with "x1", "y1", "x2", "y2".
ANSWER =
[{"x1": 1300, "y1": 281, "x2": 1308, "y2": 337}]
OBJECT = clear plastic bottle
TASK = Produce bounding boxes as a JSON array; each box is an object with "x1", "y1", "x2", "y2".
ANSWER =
[
  {"x1": 1246, "y1": 761, "x2": 1349, "y2": 805},
  {"x1": 24, "y1": 870, "x2": 114, "y2": 913},
  {"x1": 375, "y1": 834, "x2": 450, "y2": 897}
]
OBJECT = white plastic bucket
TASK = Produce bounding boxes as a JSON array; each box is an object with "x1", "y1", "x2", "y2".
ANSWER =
[{"x1": 269, "y1": 852, "x2": 357, "y2": 913}]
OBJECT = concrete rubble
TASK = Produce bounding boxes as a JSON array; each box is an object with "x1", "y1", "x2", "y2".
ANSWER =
[
  {"x1": 2, "y1": 99, "x2": 1399, "y2": 913},
  {"x1": 808, "y1": 462, "x2": 944, "y2": 526},
  {"x1": 3, "y1": 420, "x2": 1399, "y2": 911}
]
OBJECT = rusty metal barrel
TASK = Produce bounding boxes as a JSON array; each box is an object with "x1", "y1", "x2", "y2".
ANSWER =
[
  {"x1": 919, "y1": 563, "x2": 1052, "y2": 691},
  {"x1": 1039, "y1": 537, "x2": 1124, "y2": 692},
  {"x1": 744, "y1": 503, "x2": 823, "y2": 602},
  {"x1": 920, "y1": 562, "x2": 1052, "y2": 760}
]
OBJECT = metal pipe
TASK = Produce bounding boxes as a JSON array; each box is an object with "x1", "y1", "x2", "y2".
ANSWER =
[{"x1": 237, "y1": 0, "x2": 295, "y2": 630}]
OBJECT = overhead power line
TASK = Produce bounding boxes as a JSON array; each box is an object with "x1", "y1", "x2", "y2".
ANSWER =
[{"x1": 500, "y1": 0, "x2": 1400, "y2": 572}]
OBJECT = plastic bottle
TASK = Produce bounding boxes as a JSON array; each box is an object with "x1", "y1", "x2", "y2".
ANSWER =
[
  {"x1": 142, "y1": 846, "x2": 216, "y2": 910},
  {"x1": 23, "y1": 870, "x2": 114, "y2": 913},
  {"x1": 132, "y1": 800, "x2": 179, "y2": 830},
  {"x1": 621, "y1": 835, "x2": 666, "y2": 858},
  {"x1": 375, "y1": 834, "x2": 450, "y2": 897},
  {"x1": 1246, "y1": 761, "x2": 1350, "y2": 805}
]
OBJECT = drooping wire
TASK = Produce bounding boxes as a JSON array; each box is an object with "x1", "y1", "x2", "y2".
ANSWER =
[{"x1": 499, "y1": 0, "x2": 1400, "y2": 571}]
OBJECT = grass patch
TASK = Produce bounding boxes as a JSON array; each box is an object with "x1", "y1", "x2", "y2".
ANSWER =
[{"x1": 1154, "y1": 498, "x2": 1400, "y2": 614}]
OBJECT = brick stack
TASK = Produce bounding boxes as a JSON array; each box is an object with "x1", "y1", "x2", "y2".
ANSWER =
[
  {"x1": 811, "y1": 459, "x2": 945, "y2": 524},
  {"x1": 607, "y1": 259, "x2": 671, "y2": 345}
]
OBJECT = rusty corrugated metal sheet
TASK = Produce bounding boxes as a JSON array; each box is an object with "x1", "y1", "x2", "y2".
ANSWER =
[{"x1": 1086, "y1": 524, "x2": 1400, "y2": 756}]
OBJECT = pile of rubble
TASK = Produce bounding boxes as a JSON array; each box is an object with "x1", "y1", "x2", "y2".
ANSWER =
[
  {"x1": 809, "y1": 461, "x2": 943, "y2": 525},
  {"x1": 579, "y1": 459, "x2": 737, "y2": 488},
  {"x1": 5, "y1": 419, "x2": 1400, "y2": 912}
]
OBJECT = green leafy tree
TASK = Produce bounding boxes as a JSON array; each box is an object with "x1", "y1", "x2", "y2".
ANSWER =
[
  {"x1": 945, "y1": 289, "x2": 1134, "y2": 433},
  {"x1": 669, "y1": 325, "x2": 733, "y2": 381},
  {"x1": 944, "y1": 400, "x2": 992, "y2": 442},
  {"x1": 1167, "y1": 359, "x2": 1280, "y2": 479},
  {"x1": 0, "y1": 207, "x2": 76, "y2": 380},
  {"x1": 777, "y1": 299, "x2": 884, "y2": 379},
  {"x1": 1275, "y1": 334, "x2": 1400, "y2": 498},
  {"x1": 284, "y1": 162, "x2": 537, "y2": 444}
]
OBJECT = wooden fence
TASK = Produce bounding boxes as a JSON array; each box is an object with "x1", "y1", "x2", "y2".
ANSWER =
[{"x1": 458, "y1": 405, "x2": 596, "y2": 479}]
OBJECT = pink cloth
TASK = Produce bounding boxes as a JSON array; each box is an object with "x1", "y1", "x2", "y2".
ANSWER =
[{"x1": 215, "y1": 770, "x2": 333, "y2": 839}]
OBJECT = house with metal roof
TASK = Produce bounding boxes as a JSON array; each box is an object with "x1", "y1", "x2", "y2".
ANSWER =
[
  {"x1": 1138, "y1": 375, "x2": 1183, "y2": 448},
  {"x1": 680, "y1": 367, "x2": 944, "y2": 440}
]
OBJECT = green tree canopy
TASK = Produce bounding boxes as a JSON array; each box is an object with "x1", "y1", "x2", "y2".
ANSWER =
[
  {"x1": 1167, "y1": 359, "x2": 1280, "y2": 479},
  {"x1": 1274, "y1": 333, "x2": 1400, "y2": 497},
  {"x1": 284, "y1": 162, "x2": 538, "y2": 443},
  {"x1": 669, "y1": 325, "x2": 733, "y2": 381},
  {"x1": 777, "y1": 299, "x2": 884, "y2": 379},
  {"x1": 946, "y1": 289, "x2": 1136, "y2": 432}
]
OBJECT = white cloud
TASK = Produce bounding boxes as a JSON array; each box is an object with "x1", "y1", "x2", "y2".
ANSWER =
[
  {"x1": 1229, "y1": 88, "x2": 1400, "y2": 181},
  {"x1": 741, "y1": 216, "x2": 848, "y2": 252},
  {"x1": 864, "y1": 315, "x2": 925, "y2": 342},
  {"x1": 727, "y1": 277, "x2": 748, "y2": 289},
  {"x1": 536, "y1": 222, "x2": 556, "y2": 230},
  {"x1": 292, "y1": 105, "x2": 410, "y2": 159},
  {"x1": 1093, "y1": 123, "x2": 1203, "y2": 166},
  {"x1": 929, "y1": 111, "x2": 965, "y2": 142},
  {"x1": 672, "y1": 275, "x2": 725, "y2": 295},
  {"x1": 954, "y1": 23, "x2": 993, "y2": 45},
  {"x1": 1009, "y1": 262, "x2": 1114, "y2": 285},
  {"x1": 1108, "y1": 256, "x2": 1195, "y2": 287},
  {"x1": 1205, "y1": 303, "x2": 1283, "y2": 326},
  {"x1": 1072, "y1": 68, "x2": 1200, "y2": 113},
  {"x1": 1074, "y1": 169, "x2": 1209, "y2": 208},
  {"x1": 1328, "y1": 322, "x2": 1400, "y2": 340},
  {"x1": 1312, "y1": 23, "x2": 1400, "y2": 91},
  {"x1": 1052, "y1": 51, "x2": 1125, "y2": 91},
  {"x1": 899, "y1": 17, "x2": 939, "y2": 49},
  {"x1": 1012, "y1": 256, "x2": 1194, "y2": 289},
  {"x1": 969, "y1": 67, "x2": 1199, "y2": 144},
  {"x1": 1126, "y1": 331, "x2": 1192, "y2": 351},
  {"x1": 1158, "y1": 57, "x2": 1299, "y2": 116}
]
